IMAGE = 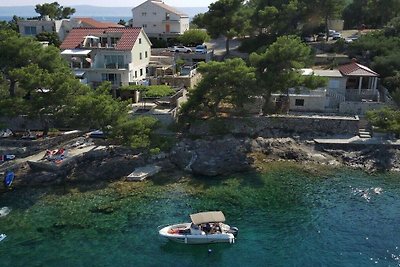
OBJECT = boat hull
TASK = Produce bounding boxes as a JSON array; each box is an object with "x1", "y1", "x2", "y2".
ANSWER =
[{"x1": 159, "y1": 223, "x2": 236, "y2": 244}]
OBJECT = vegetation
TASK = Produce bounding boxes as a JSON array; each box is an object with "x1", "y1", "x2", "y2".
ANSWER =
[
  {"x1": 0, "y1": 29, "x2": 161, "y2": 151},
  {"x1": 201, "y1": 0, "x2": 247, "y2": 54},
  {"x1": 180, "y1": 58, "x2": 257, "y2": 120},
  {"x1": 250, "y1": 36, "x2": 327, "y2": 113},
  {"x1": 36, "y1": 31, "x2": 61, "y2": 47},
  {"x1": 343, "y1": 0, "x2": 400, "y2": 29},
  {"x1": 121, "y1": 85, "x2": 175, "y2": 98},
  {"x1": 148, "y1": 37, "x2": 168, "y2": 48},
  {"x1": 366, "y1": 107, "x2": 400, "y2": 137},
  {"x1": 35, "y1": 2, "x2": 76, "y2": 20},
  {"x1": 110, "y1": 116, "x2": 160, "y2": 149},
  {"x1": 177, "y1": 29, "x2": 210, "y2": 46},
  {"x1": 348, "y1": 18, "x2": 400, "y2": 94}
]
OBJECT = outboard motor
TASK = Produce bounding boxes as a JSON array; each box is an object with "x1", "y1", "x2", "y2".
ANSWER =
[{"x1": 228, "y1": 227, "x2": 239, "y2": 237}]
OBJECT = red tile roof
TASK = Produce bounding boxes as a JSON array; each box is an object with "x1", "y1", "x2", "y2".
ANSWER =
[
  {"x1": 60, "y1": 27, "x2": 142, "y2": 51},
  {"x1": 74, "y1": 17, "x2": 124, "y2": 28},
  {"x1": 338, "y1": 62, "x2": 379, "y2": 77}
]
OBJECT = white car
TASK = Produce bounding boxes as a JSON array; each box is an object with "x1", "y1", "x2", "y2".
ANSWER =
[
  {"x1": 170, "y1": 45, "x2": 192, "y2": 53},
  {"x1": 195, "y1": 44, "x2": 207, "y2": 54},
  {"x1": 332, "y1": 32, "x2": 342, "y2": 40}
]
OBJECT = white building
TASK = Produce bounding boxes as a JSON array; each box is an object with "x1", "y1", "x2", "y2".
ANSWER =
[
  {"x1": 273, "y1": 62, "x2": 387, "y2": 115},
  {"x1": 131, "y1": 0, "x2": 190, "y2": 39},
  {"x1": 60, "y1": 27, "x2": 152, "y2": 88}
]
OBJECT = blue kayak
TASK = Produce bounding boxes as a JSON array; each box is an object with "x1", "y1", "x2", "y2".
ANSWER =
[{"x1": 3, "y1": 171, "x2": 14, "y2": 188}]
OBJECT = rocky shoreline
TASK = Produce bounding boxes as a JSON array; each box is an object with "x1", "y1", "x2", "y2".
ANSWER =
[{"x1": 5, "y1": 135, "x2": 399, "y2": 188}]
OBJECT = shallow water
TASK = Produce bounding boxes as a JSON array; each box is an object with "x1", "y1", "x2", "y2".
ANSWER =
[{"x1": 0, "y1": 164, "x2": 399, "y2": 267}]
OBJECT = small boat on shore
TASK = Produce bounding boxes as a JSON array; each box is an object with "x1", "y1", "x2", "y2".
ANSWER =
[
  {"x1": 3, "y1": 171, "x2": 14, "y2": 188},
  {"x1": 159, "y1": 211, "x2": 238, "y2": 244}
]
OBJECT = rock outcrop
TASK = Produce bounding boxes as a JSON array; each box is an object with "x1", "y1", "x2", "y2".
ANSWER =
[{"x1": 171, "y1": 137, "x2": 251, "y2": 176}]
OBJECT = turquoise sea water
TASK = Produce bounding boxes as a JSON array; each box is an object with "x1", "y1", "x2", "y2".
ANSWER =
[{"x1": 0, "y1": 164, "x2": 399, "y2": 267}]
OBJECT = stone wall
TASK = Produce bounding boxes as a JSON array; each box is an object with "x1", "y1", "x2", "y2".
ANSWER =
[{"x1": 189, "y1": 115, "x2": 359, "y2": 137}]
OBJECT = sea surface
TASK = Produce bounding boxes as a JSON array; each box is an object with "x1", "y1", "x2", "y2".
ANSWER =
[
  {"x1": 0, "y1": 16, "x2": 131, "y2": 23},
  {"x1": 0, "y1": 163, "x2": 399, "y2": 267}
]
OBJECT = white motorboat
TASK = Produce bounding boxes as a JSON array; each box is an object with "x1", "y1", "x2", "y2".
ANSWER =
[{"x1": 158, "y1": 211, "x2": 238, "y2": 244}]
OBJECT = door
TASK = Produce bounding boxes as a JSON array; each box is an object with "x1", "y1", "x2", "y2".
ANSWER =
[{"x1": 165, "y1": 23, "x2": 170, "y2": 33}]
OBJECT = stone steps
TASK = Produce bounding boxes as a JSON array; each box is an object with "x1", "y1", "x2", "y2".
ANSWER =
[{"x1": 359, "y1": 128, "x2": 372, "y2": 138}]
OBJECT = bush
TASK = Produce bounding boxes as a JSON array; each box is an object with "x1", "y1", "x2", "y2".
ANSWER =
[
  {"x1": 177, "y1": 29, "x2": 210, "y2": 46},
  {"x1": 149, "y1": 37, "x2": 167, "y2": 48}
]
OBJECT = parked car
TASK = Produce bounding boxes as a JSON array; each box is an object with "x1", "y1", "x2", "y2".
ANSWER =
[
  {"x1": 195, "y1": 44, "x2": 207, "y2": 54},
  {"x1": 332, "y1": 32, "x2": 342, "y2": 40},
  {"x1": 328, "y1": 29, "x2": 337, "y2": 37},
  {"x1": 344, "y1": 36, "x2": 358, "y2": 43},
  {"x1": 316, "y1": 33, "x2": 326, "y2": 41},
  {"x1": 170, "y1": 45, "x2": 192, "y2": 53},
  {"x1": 302, "y1": 35, "x2": 315, "y2": 42}
]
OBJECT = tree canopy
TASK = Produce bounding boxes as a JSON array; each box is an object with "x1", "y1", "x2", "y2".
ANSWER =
[
  {"x1": 35, "y1": 2, "x2": 76, "y2": 20},
  {"x1": 250, "y1": 35, "x2": 327, "y2": 112},
  {"x1": 177, "y1": 29, "x2": 210, "y2": 46},
  {"x1": 180, "y1": 58, "x2": 257, "y2": 120},
  {"x1": 202, "y1": 0, "x2": 246, "y2": 54},
  {"x1": 343, "y1": 0, "x2": 400, "y2": 29}
]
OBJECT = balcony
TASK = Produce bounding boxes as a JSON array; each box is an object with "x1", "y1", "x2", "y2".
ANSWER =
[{"x1": 71, "y1": 61, "x2": 91, "y2": 69}]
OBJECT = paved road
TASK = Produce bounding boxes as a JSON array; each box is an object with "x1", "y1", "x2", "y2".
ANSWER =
[{"x1": 206, "y1": 36, "x2": 245, "y2": 56}]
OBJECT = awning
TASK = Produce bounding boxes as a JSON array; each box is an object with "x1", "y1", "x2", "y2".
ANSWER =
[
  {"x1": 190, "y1": 211, "x2": 226, "y2": 225},
  {"x1": 73, "y1": 70, "x2": 86, "y2": 77},
  {"x1": 61, "y1": 49, "x2": 92, "y2": 56},
  {"x1": 85, "y1": 35, "x2": 100, "y2": 39}
]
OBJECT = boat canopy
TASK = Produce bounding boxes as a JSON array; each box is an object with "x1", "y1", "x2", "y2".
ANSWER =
[{"x1": 190, "y1": 211, "x2": 225, "y2": 225}]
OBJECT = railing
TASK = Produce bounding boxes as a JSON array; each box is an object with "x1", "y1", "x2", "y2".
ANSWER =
[
  {"x1": 71, "y1": 62, "x2": 91, "y2": 69},
  {"x1": 287, "y1": 88, "x2": 326, "y2": 96},
  {"x1": 345, "y1": 89, "x2": 379, "y2": 102},
  {"x1": 104, "y1": 63, "x2": 129, "y2": 69},
  {"x1": 327, "y1": 90, "x2": 345, "y2": 102}
]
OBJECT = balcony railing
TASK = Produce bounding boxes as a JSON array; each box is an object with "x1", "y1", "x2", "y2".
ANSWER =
[
  {"x1": 71, "y1": 62, "x2": 91, "y2": 69},
  {"x1": 104, "y1": 63, "x2": 129, "y2": 69}
]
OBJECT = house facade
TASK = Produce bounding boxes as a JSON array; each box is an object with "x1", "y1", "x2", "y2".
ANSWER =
[
  {"x1": 60, "y1": 27, "x2": 152, "y2": 88},
  {"x1": 131, "y1": 0, "x2": 189, "y2": 39},
  {"x1": 18, "y1": 17, "x2": 122, "y2": 41},
  {"x1": 275, "y1": 62, "x2": 386, "y2": 115}
]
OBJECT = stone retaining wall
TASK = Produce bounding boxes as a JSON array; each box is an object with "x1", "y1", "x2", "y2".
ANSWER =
[{"x1": 189, "y1": 115, "x2": 359, "y2": 137}]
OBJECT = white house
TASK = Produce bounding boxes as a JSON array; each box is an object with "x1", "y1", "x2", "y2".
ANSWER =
[
  {"x1": 18, "y1": 17, "x2": 122, "y2": 41},
  {"x1": 273, "y1": 62, "x2": 387, "y2": 115},
  {"x1": 60, "y1": 27, "x2": 152, "y2": 88},
  {"x1": 131, "y1": 0, "x2": 190, "y2": 39}
]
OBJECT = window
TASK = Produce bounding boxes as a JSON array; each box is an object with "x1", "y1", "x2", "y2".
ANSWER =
[
  {"x1": 145, "y1": 51, "x2": 148, "y2": 58},
  {"x1": 104, "y1": 55, "x2": 124, "y2": 68},
  {"x1": 295, "y1": 99, "x2": 305, "y2": 106},
  {"x1": 135, "y1": 71, "x2": 137, "y2": 78},
  {"x1": 139, "y1": 52, "x2": 142, "y2": 60},
  {"x1": 140, "y1": 69, "x2": 143, "y2": 76},
  {"x1": 142, "y1": 24, "x2": 147, "y2": 28},
  {"x1": 101, "y1": 73, "x2": 118, "y2": 85},
  {"x1": 139, "y1": 38, "x2": 141, "y2": 44},
  {"x1": 142, "y1": 12, "x2": 147, "y2": 16},
  {"x1": 153, "y1": 12, "x2": 157, "y2": 15},
  {"x1": 24, "y1": 26, "x2": 37, "y2": 35},
  {"x1": 153, "y1": 24, "x2": 156, "y2": 27},
  {"x1": 166, "y1": 13, "x2": 170, "y2": 20}
]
